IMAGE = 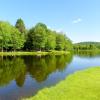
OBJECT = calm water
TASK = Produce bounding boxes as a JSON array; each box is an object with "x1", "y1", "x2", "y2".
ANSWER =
[{"x1": 0, "y1": 53, "x2": 100, "y2": 100}]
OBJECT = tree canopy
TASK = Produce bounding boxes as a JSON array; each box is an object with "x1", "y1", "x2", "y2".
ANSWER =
[
  {"x1": 73, "y1": 42, "x2": 100, "y2": 51},
  {"x1": 15, "y1": 18, "x2": 26, "y2": 34},
  {"x1": 0, "y1": 19, "x2": 73, "y2": 52},
  {"x1": 26, "y1": 23, "x2": 73, "y2": 51},
  {"x1": 0, "y1": 21, "x2": 25, "y2": 51}
]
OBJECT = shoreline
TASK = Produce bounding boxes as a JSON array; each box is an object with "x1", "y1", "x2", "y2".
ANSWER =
[{"x1": 0, "y1": 51, "x2": 70, "y2": 56}]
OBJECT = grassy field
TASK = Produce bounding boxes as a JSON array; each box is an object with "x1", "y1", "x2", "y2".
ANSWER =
[
  {"x1": 0, "y1": 51, "x2": 70, "y2": 56},
  {"x1": 24, "y1": 67, "x2": 100, "y2": 100}
]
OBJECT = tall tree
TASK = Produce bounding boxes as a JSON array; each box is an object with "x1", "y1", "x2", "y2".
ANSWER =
[
  {"x1": 27, "y1": 23, "x2": 47, "y2": 51},
  {"x1": 15, "y1": 18, "x2": 26, "y2": 34},
  {"x1": 11, "y1": 28, "x2": 25, "y2": 51},
  {"x1": 55, "y1": 33, "x2": 65, "y2": 50},
  {"x1": 0, "y1": 21, "x2": 25, "y2": 51},
  {"x1": 0, "y1": 21, "x2": 12, "y2": 52},
  {"x1": 63, "y1": 35, "x2": 73, "y2": 51},
  {"x1": 45, "y1": 30, "x2": 56, "y2": 50}
]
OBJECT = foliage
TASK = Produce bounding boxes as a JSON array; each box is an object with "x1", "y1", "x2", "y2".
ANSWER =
[
  {"x1": 74, "y1": 42, "x2": 100, "y2": 51},
  {"x1": 15, "y1": 18, "x2": 26, "y2": 34},
  {"x1": 0, "y1": 21, "x2": 25, "y2": 51},
  {"x1": 55, "y1": 32, "x2": 65, "y2": 50},
  {"x1": 11, "y1": 27, "x2": 25, "y2": 50},
  {"x1": 27, "y1": 23, "x2": 47, "y2": 51},
  {"x1": 45, "y1": 30, "x2": 56, "y2": 50},
  {"x1": 0, "y1": 19, "x2": 72, "y2": 52},
  {"x1": 24, "y1": 67, "x2": 100, "y2": 100},
  {"x1": 64, "y1": 35, "x2": 73, "y2": 51},
  {"x1": 25, "y1": 23, "x2": 72, "y2": 51}
]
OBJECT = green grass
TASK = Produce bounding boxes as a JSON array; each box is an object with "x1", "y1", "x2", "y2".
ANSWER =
[
  {"x1": 0, "y1": 51, "x2": 70, "y2": 56},
  {"x1": 24, "y1": 67, "x2": 100, "y2": 100}
]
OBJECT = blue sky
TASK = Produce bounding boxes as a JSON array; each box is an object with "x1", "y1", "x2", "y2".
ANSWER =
[{"x1": 0, "y1": 0, "x2": 100, "y2": 43}]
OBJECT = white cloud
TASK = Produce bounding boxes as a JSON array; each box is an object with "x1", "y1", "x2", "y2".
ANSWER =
[{"x1": 72, "y1": 18, "x2": 82, "y2": 24}]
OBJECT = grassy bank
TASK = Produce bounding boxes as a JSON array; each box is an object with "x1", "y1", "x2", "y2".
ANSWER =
[
  {"x1": 24, "y1": 67, "x2": 100, "y2": 100},
  {"x1": 0, "y1": 51, "x2": 70, "y2": 56}
]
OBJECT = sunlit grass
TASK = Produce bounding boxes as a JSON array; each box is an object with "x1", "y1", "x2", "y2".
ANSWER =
[
  {"x1": 0, "y1": 51, "x2": 70, "y2": 56},
  {"x1": 24, "y1": 67, "x2": 100, "y2": 100}
]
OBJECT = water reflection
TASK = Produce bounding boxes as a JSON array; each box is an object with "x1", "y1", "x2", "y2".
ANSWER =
[
  {"x1": 0, "y1": 53, "x2": 100, "y2": 100},
  {"x1": 0, "y1": 54, "x2": 73, "y2": 87},
  {"x1": 74, "y1": 50, "x2": 100, "y2": 57},
  {"x1": 0, "y1": 57, "x2": 26, "y2": 87},
  {"x1": 26, "y1": 55, "x2": 73, "y2": 83}
]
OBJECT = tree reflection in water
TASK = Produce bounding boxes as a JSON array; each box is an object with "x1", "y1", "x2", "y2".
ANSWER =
[{"x1": 0, "y1": 54, "x2": 73, "y2": 87}]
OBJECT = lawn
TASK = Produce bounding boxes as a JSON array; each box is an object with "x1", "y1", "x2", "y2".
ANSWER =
[
  {"x1": 0, "y1": 51, "x2": 70, "y2": 56},
  {"x1": 24, "y1": 67, "x2": 100, "y2": 100}
]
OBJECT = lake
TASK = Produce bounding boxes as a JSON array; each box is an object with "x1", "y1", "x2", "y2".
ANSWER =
[{"x1": 0, "y1": 52, "x2": 100, "y2": 100}]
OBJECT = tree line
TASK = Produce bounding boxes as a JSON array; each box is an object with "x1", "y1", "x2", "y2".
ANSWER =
[
  {"x1": 73, "y1": 42, "x2": 100, "y2": 51},
  {"x1": 0, "y1": 18, "x2": 72, "y2": 52}
]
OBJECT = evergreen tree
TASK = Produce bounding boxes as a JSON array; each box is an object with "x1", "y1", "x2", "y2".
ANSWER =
[{"x1": 15, "y1": 18, "x2": 26, "y2": 34}]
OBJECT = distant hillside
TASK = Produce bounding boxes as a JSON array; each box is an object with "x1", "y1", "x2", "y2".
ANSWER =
[
  {"x1": 74, "y1": 42, "x2": 100, "y2": 50},
  {"x1": 74, "y1": 42, "x2": 100, "y2": 45}
]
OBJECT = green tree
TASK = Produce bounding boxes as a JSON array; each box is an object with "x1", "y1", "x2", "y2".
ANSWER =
[
  {"x1": 0, "y1": 21, "x2": 13, "y2": 51},
  {"x1": 64, "y1": 35, "x2": 73, "y2": 51},
  {"x1": 24, "y1": 29, "x2": 33, "y2": 50},
  {"x1": 0, "y1": 21, "x2": 25, "y2": 51},
  {"x1": 27, "y1": 23, "x2": 47, "y2": 51},
  {"x1": 55, "y1": 32, "x2": 65, "y2": 50},
  {"x1": 11, "y1": 28, "x2": 25, "y2": 51},
  {"x1": 45, "y1": 30, "x2": 56, "y2": 50},
  {"x1": 15, "y1": 18, "x2": 26, "y2": 34}
]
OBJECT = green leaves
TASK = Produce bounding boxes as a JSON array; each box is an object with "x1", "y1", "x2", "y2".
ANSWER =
[
  {"x1": 56, "y1": 33, "x2": 65, "y2": 50},
  {"x1": 0, "y1": 20, "x2": 72, "y2": 51},
  {"x1": 0, "y1": 21, "x2": 25, "y2": 51},
  {"x1": 26, "y1": 23, "x2": 72, "y2": 51},
  {"x1": 27, "y1": 23, "x2": 47, "y2": 51},
  {"x1": 45, "y1": 30, "x2": 56, "y2": 50},
  {"x1": 74, "y1": 42, "x2": 99, "y2": 51},
  {"x1": 15, "y1": 18, "x2": 26, "y2": 34}
]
